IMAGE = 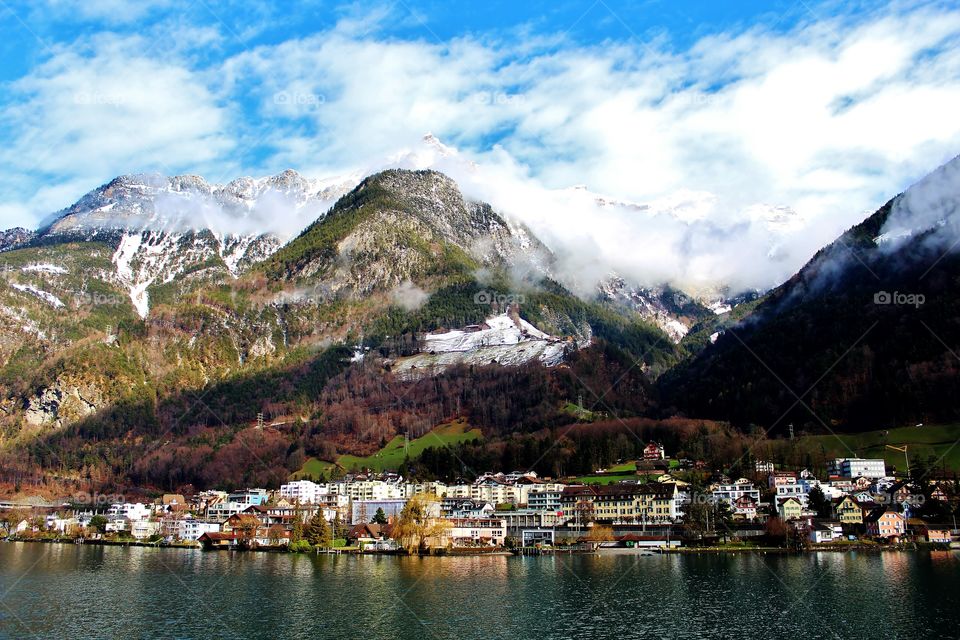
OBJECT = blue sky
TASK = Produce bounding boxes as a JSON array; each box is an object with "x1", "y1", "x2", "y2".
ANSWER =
[{"x1": 1, "y1": 0, "x2": 960, "y2": 289}]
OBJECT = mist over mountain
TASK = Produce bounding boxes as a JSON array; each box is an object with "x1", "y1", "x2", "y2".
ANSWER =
[
  {"x1": 12, "y1": 135, "x2": 857, "y2": 308},
  {"x1": 1, "y1": 145, "x2": 960, "y2": 492},
  {"x1": 660, "y1": 154, "x2": 960, "y2": 431}
]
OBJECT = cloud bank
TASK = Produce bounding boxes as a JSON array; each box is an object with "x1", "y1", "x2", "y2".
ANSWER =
[{"x1": 1, "y1": 1, "x2": 960, "y2": 294}]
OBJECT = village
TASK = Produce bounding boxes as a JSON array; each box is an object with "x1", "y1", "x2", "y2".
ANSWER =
[{"x1": 2, "y1": 443, "x2": 958, "y2": 554}]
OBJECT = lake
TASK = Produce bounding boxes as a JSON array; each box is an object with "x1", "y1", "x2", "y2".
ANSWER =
[{"x1": 0, "y1": 543, "x2": 958, "y2": 639}]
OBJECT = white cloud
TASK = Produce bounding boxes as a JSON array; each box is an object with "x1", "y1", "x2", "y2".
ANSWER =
[
  {"x1": 0, "y1": 33, "x2": 234, "y2": 224},
  {"x1": 224, "y1": 3, "x2": 960, "y2": 292},
  {"x1": 2, "y1": 2, "x2": 960, "y2": 296},
  {"x1": 35, "y1": 0, "x2": 175, "y2": 25}
]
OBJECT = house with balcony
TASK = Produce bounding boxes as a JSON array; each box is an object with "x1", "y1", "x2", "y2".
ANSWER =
[
  {"x1": 864, "y1": 509, "x2": 906, "y2": 540},
  {"x1": 710, "y1": 479, "x2": 761, "y2": 512},
  {"x1": 775, "y1": 482, "x2": 809, "y2": 508},
  {"x1": 768, "y1": 471, "x2": 798, "y2": 490},
  {"x1": 348, "y1": 523, "x2": 388, "y2": 547},
  {"x1": 731, "y1": 496, "x2": 758, "y2": 521},
  {"x1": 643, "y1": 443, "x2": 666, "y2": 460},
  {"x1": 907, "y1": 519, "x2": 953, "y2": 544},
  {"x1": 446, "y1": 517, "x2": 506, "y2": 547},
  {"x1": 527, "y1": 488, "x2": 564, "y2": 513},
  {"x1": 441, "y1": 498, "x2": 495, "y2": 518},
  {"x1": 130, "y1": 520, "x2": 161, "y2": 540}
]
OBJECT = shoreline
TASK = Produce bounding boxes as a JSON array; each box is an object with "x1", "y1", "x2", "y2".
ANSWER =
[{"x1": 4, "y1": 537, "x2": 950, "y2": 556}]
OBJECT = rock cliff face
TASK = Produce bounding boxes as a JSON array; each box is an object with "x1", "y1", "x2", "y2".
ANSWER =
[{"x1": 24, "y1": 382, "x2": 102, "y2": 428}]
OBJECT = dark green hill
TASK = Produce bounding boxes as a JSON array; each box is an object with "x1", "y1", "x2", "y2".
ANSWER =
[{"x1": 660, "y1": 195, "x2": 960, "y2": 432}]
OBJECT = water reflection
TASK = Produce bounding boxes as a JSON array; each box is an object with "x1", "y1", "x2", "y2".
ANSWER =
[{"x1": 2, "y1": 544, "x2": 959, "y2": 639}]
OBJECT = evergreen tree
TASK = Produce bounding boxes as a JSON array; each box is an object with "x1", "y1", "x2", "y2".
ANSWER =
[
  {"x1": 332, "y1": 512, "x2": 347, "y2": 541},
  {"x1": 291, "y1": 509, "x2": 304, "y2": 543},
  {"x1": 306, "y1": 511, "x2": 332, "y2": 548},
  {"x1": 807, "y1": 486, "x2": 831, "y2": 518},
  {"x1": 372, "y1": 508, "x2": 388, "y2": 525}
]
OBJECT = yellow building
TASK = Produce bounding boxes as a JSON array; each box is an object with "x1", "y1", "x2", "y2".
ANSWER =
[
  {"x1": 833, "y1": 496, "x2": 863, "y2": 525},
  {"x1": 777, "y1": 497, "x2": 803, "y2": 521}
]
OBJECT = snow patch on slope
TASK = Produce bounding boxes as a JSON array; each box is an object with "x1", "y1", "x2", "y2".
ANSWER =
[
  {"x1": 708, "y1": 301, "x2": 732, "y2": 315},
  {"x1": 21, "y1": 263, "x2": 68, "y2": 275},
  {"x1": 11, "y1": 283, "x2": 64, "y2": 308},
  {"x1": 391, "y1": 312, "x2": 574, "y2": 379}
]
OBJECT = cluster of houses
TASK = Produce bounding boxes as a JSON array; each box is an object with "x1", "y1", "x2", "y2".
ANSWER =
[
  {"x1": 3, "y1": 451, "x2": 957, "y2": 550},
  {"x1": 760, "y1": 458, "x2": 955, "y2": 545}
]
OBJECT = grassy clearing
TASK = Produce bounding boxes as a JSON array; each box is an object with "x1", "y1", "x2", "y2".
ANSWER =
[
  {"x1": 338, "y1": 418, "x2": 481, "y2": 472},
  {"x1": 292, "y1": 418, "x2": 483, "y2": 478},
  {"x1": 797, "y1": 424, "x2": 960, "y2": 471},
  {"x1": 290, "y1": 457, "x2": 338, "y2": 480}
]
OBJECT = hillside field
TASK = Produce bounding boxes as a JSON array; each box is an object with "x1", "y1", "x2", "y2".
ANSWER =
[
  {"x1": 292, "y1": 418, "x2": 482, "y2": 478},
  {"x1": 795, "y1": 424, "x2": 960, "y2": 472}
]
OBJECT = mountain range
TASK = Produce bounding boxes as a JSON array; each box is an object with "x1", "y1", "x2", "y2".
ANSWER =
[{"x1": 1, "y1": 149, "x2": 958, "y2": 493}]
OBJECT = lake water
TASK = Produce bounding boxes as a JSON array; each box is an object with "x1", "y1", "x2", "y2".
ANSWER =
[{"x1": 0, "y1": 543, "x2": 958, "y2": 639}]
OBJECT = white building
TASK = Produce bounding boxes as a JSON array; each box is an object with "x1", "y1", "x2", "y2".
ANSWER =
[
  {"x1": 809, "y1": 522, "x2": 843, "y2": 544},
  {"x1": 107, "y1": 503, "x2": 151, "y2": 522},
  {"x1": 799, "y1": 477, "x2": 843, "y2": 501},
  {"x1": 46, "y1": 516, "x2": 79, "y2": 533},
  {"x1": 528, "y1": 489, "x2": 564, "y2": 512},
  {"x1": 105, "y1": 518, "x2": 130, "y2": 533},
  {"x1": 776, "y1": 483, "x2": 809, "y2": 508},
  {"x1": 336, "y1": 480, "x2": 406, "y2": 501},
  {"x1": 446, "y1": 517, "x2": 506, "y2": 547},
  {"x1": 406, "y1": 481, "x2": 449, "y2": 498},
  {"x1": 280, "y1": 480, "x2": 329, "y2": 504},
  {"x1": 754, "y1": 460, "x2": 775, "y2": 474},
  {"x1": 175, "y1": 519, "x2": 221, "y2": 541},
  {"x1": 828, "y1": 458, "x2": 886, "y2": 479},
  {"x1": 207, "y1": 502, "x2": 252, "y2": 522},
  {"x1": 441, "y1": 498, "x2": 495, "y2": 518},
  {"x1": 710, "y1": 478, "x2": 761, "y2": 507},
  {"x1": 131, "y1": 521, "x2": 162, "y2": 540}
]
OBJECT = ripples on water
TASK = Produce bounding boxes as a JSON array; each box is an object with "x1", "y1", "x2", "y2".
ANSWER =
[{"x1": 0, "y1": 543, "x2": 958, "y2": 639}]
